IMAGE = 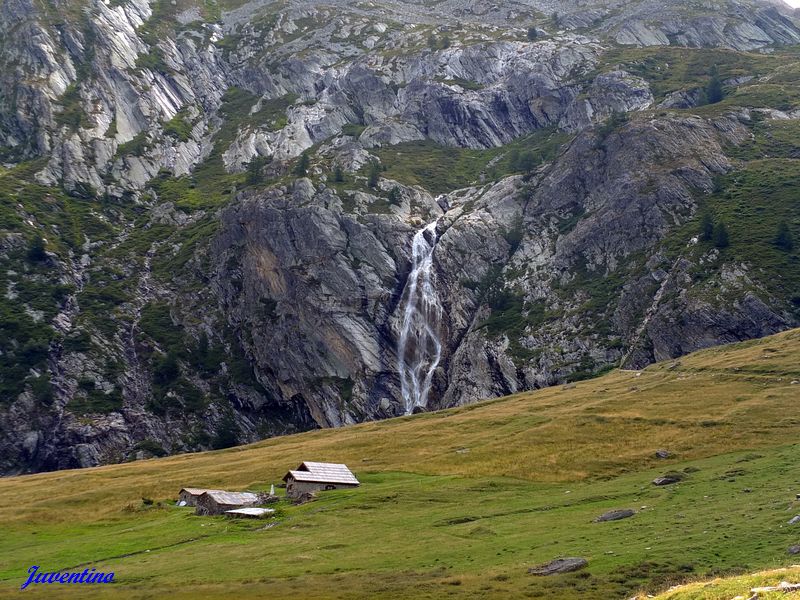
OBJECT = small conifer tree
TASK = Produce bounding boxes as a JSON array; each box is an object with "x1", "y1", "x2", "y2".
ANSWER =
[
  {"x1": 713, "y1": 221, "x2": 729, "y2": 248},
  {"x1": 699, "y1": 212, "x2": 714, "y2": 241},
  {"x1": 293, "y1": 152, "x2": 310, "y2": 177},
  {"x1": 774, "y1": 222, "x2": 794, "y2": 252}
]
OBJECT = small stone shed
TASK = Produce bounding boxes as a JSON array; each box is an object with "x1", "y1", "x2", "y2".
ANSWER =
[
  {"x1": 178, "y1": 488, "x2": 223, "y2": 507},
  {"x1": 195, "y1": 491, "x2": 260, "y2": 515},
  {"x1": 282, "y1": 462, "x2": 360, "y2": 498}
]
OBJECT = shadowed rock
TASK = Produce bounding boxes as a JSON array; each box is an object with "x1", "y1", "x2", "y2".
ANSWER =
[
  {"x1": 594, "y1": 509, "x2": 636, "y2": 522},
  {"x1": 528, "y1": 557, "x2": 588, "y2": 576},
  {"x1": 652, "y1": 473, "x2": 684, "y2": 486}
]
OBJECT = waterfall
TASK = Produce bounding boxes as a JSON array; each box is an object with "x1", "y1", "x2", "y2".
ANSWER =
[{"x1": 397, "y1": 220, "x2": 443, "y2": 414}]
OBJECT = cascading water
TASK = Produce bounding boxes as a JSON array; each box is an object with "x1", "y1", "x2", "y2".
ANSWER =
[{"x1": 397, "y1": 220, "x2": 444, "y2": 414}]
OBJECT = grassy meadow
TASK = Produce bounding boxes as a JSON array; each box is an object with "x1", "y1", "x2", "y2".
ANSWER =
[
  {"x1": 1, "y1": 328, "x2": 800, "y2": 598},
  {"x1": 654, "y1": 565, "x2": 800, "y2": 600}
]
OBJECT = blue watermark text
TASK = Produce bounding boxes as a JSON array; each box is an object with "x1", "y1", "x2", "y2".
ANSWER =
[{"x1": 21, "y1": 565, "x2": 114, "y2": 590}]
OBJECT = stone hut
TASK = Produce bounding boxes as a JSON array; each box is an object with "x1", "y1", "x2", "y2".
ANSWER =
[
  {"x1": 178, "y1": 488, "x2": 223, "y2": 507},
  {"x1": 282, "y1": 462, "x2": 360, "y2": 499},
  {"x1": 195, "y1": 491, "x2": 260, "y2": 515}
]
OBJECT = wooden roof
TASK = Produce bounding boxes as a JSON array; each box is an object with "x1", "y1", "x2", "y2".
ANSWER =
[
  {"x1": 180, "y1": 487, "x2": 223, "y2": 496},
  {"x1": 283, "y1": 462, "x2": 359, "y2": 485},
  {"x1": 198, "y1": 491, "x2": 259, "y2": 505}
]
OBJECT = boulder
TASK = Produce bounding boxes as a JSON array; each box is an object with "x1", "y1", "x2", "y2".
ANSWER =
[
  {"x1": 528, "y1": 557, "x2": 588, "y2": 576},
  {"x1": 652, "y1": 473, "x2": 683, "y2": 486},
  {"x1": 655, "y1": 449, "x2": 671, "y2": 459},
  {"x1": 790, "y1": 516, "x2": 800, "y2": 525},
  {"x1": 594, "y1": 509, "x2": 636, "y2": 522},
  {"x1": 788, "y1": 545, "x2": 800, "y2": 555}
]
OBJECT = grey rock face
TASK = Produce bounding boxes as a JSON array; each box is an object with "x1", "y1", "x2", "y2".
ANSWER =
[
  {"x1": 0, "y1": 0, "x2": 798, "y2": 473},
  {"x1": 560, "y1": 70, "x2": 654, "y2": 132},
  {"x1": 529, "y1": 557, "x2": 588, "y2": 575},
  {"x1": 653, "y1": 475, "x2": 682, "y2": 486},
  {"x1": 659, "y1": 89, "x2": 704, "y2": 109},
  {"x1": 594, "y1": 509, "x2": 636, "y2": 522},
  {"x1": 4, "y1": 0, "x2": 798, "y2": 193},
  {"x1": 208, "y1": 184, "x2": 421, "y2": 424},
  {"x1": 606, "y1": 3, "x2": 800, "y2": 50}
]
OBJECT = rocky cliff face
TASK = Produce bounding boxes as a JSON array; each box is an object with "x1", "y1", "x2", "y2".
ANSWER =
[{"x1": 1, "y1": 0, "x2": 799, "y2": 473}]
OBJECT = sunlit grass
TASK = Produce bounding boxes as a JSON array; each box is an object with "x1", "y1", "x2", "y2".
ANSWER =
[{"x1": 0, "y1": 329, "x2": 799, "y2": 598}]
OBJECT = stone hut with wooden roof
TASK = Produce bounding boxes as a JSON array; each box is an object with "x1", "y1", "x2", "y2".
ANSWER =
[
  {"x1": 282, "y1": 462, "x2": 360, "y2": 498},
  {"x1": 178, "y1": 488, "x2": 223, "y2": 507},
  {"x1": 195, "y1": 491, "x2": 260, "y2": 516}
]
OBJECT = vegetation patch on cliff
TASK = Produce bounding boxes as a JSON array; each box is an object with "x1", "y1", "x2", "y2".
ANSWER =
[{"x1": 372, "y1": 129, "x2": 570, "y2": 193}]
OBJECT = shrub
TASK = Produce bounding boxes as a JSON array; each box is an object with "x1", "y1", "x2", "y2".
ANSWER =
[
  {"x1": 713, "y1": 221, "x2": 729, "y2": 248},
  {"x1": 293, "y1": 152, "x2": 310, "y2": 177},
  {"x1": 77, "y1": 378, "x2": 96, "y2": 391},
  {"x1": 117, "y1": 132, "x2": 149, "y2": 157},
  {"x1": 195, "y1": 333, "x2": 225, "y2": 375},
  {"x1": 69, "y1": 387, "x2": 123, "y2": 414},
  {"x1": 705, "y1": 65, "x2": 724, "y2": 105},
  {"x1": 597, "y1": 111, "x2": 629, "y2": 142},
  {"x1": 140, "y1": 303, "x2": 184, "y2": 352},
  {"x1": 163, "y1": 109, "x2": 193, "y2": 142},
  {"x1": 341, "y1": 124, "x2": 365, "y2": 138},
  {"x1": 27, "y1": 237, "x2": 47, "y2": 262},
  {"x1": 136, "y1": 48, "x2": 170, "y2": 74},
  {"x1": 30, "y1": 375, "x2": 54, "y2": 404},
  {"x1": 774, "y1": 222, "x2": 794, "y2": 252},
  {"x1": 699, "y1": 212, "x2": 714, "y2": 241},
  {"x1": 517, "y1": 151, "x2": 538, "y2": 174},
  {"x1": 55, "y1": 84, "x2": 86, "y2": 130},
  {"x1": 246, "y1": 156, "x2": 271, "y2": 186},
  {"x1": 367, "y1": 161, "x2": 381, "y2": 188},
  {"x1": 153, "y1": 351, "x2": 180, "y2": 386},
  {"x1": 212, "y1": 412, "x2": 240, "y2": 449},
  {"x1": 134, "y1": 439, "x2": 168, "y2": 457}
]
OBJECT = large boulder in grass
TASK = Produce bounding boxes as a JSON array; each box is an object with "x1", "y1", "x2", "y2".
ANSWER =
[
  {"x1": 594, "y1": 509, "x2": 636, "y2": 522},
  {"x1": 652, "y1": 471, "x2": 685, "y2": 486},
  {"x1": 528, "y1": 557, "x2": 588, "y2": 576}
]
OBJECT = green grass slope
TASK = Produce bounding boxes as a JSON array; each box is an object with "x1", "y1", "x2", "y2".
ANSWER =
[
  {"x1": 1, "y1": 329, "x2": 799, "y2": 599},
  {"x1": 652, "y1": 566, "x2": 800, "y2": 600}
]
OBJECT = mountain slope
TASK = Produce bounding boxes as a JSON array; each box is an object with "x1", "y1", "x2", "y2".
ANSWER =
[
  {"x1": 0, "y1": 328, "x2": 799, "y2": 599},
  {"x1": 1, "y1": 0, "x2": 800, "y2": 473}
]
